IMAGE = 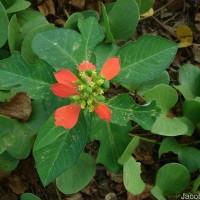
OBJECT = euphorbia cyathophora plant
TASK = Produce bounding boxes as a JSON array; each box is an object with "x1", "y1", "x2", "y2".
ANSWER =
[{"x1": 51, "y1": 58, "x2": 120, "y2": 129}]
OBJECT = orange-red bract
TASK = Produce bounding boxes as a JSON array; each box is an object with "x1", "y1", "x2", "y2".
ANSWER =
[
  {"x1": 55, "y1": 104, "x2": 81, "y2": 129},
  {"x1": 101, "y1": 58, "x2": 120, "y2": 80},
  {"x1": 94, "y1": 102, "x2": 111, "y2": 122}
]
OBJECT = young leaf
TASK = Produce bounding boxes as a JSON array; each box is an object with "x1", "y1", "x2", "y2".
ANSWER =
[
  {"x1": 101, "y1": 0, "x2": 139, "y2": 41},
  {"x1": 89, "y1": 115, "x2": 131, "y2": 173},
  {"x1": 21, "y1": 193, "x2": 41, "y2": 200},
  {"x1": 8, "y1": 9, "x2": 49, "y2": 53},
  {"x1": 0, "y1": 52, "x2": 55, "y2": 99},
  {"x1": 0, "y1": 2, "x2": 9, "y2": 47},
  {"x1": 144, "y1": 84, "x2": 178, "y2": 114},
  {"x1": 151, "y1": 163, "x2": 190, "y2": 198},
  {"x1": 2, "y1": 0, "x2": 31, "y2": 13},
  {"x1": 56, "y1": 153, "x2": 95, "y2": 194},
  {"x1": 123, "y1": 157, "x2": 145, "y2": 195},
  {"x1": 32, "y1": 29, "x2": 82, "y2": 72},
  {"x1": 114, "y1": 35, "x2": 178, "y2": 90},
  {"x1": 135, "y1": 0, "x2": 155, "y2": 14},
  {"x1": 175, "y1": 64, "x2": 200, "y2": 100},
  {"x1": 73, "y1": 17, "x2": 104, "y2": 63},
  {"x1": 33, "y1": 112, "x2": 87, "y2": 186},
  {"x1": 192, "y1": 175, "x2": 200, "y2": 193}
]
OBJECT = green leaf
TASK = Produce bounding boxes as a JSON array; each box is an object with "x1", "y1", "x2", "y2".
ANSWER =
[
  {"x1": 89, "y1": 115, "x2": 131, "y2": 173},
  {"x1": 137, "y1": 71, "x2": 170, "y2": 96},
  {"x1": 0, "y1": 52, "x2": 55, "y2": 99},
  {"x1": 0, "y1": 133, "x2": 16, "y2": 154},
  {"x1": 0, "y1": 90, "x2": 12, "y2": 102},
  {"x1": 130, "y1": 101, "x2": 160, "y2": 130},
  {"x1": 118, "y1": 136, "x2": 140, "y2": 165},
  {"x1": 0, "y1": 151, "x2": 19, "y2": 172},
  {"x1": 0, "y1": 2, "x2": 9, "y2": 47},
  {"x1": 192, "y1": 175, "x2": 200, "y2": 193},
  {"x1": 93, "y1": 42, "x2": 119, "y2": 72},
  {"x1": 56, "y1": 153, "x2": 95, "y2": 194},
  {"x1": 73, "y1": 17, "x2": 104, "y2": 63},
  {"x1": 114, "y1": 35, "x2": 178, "y2": 90},
  {"x1": 183, "y1": 99, "x2": 200, "y2": 123},
  {"x1": 101, "y1": 0, "x2": 139, "y2": 41},
  {"x1": 21, "y1": 23, "x2": 55, "y2": 65},
  {"x1": 151, "y1": 115, "x2": 188, "y2": 136},
  {"x1": 64, "y1": 10, "x2": 99, "y2": 30},
  {"x1": 151, "y1": 163, "x2": 190, "y2": 198},
  {"x1": 32, "y1": 29, "x2": 81, "y2": 72},
  {"x1": 144, "y1": 84, "x2": 178, "y2": 114},
  {"x1": 33, "y1": 112, "x2": 87, "y2": 186},
  {"x1": 107, "y1": 94, "x2": 160, "y2": 129},
  {"x1": 159, "y1": 138, "x2": 200, "y2": 172},
  {"x1": 8, "y1": 9, "x2": 49, "y2": 54},
  {"x1": 135, "y1": 0, "x2": 155, "y2": 14},
  {"x1": 123, "y1": 157, "x2": 145, "y2": 195},
  {"x1": 21, "y1": 193, "x2": 41, "y2": 200},
  {"x1": 2, "y1": 0, "x2": 31, "y2": 13},
  {"x1": 175, "y1": 64, "x2": 200, "y2": 100}
]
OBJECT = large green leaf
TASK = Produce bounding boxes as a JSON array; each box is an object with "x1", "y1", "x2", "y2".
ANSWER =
[
  {"x1": 0, "y1": 151, "x2": 19, "y2": 172},
  {"x1": 89, "y1": 115, "x2": 131, "y2": 173},
  {"x1": 21, "y1": 23, "x2": 55, "y2": 65},
  {"x1": 33, "y1": 112, "x2": 87, "y2": 186},
  {"x1": 175, "y1": 64, "x2": 200, "y2": 100},
  {"x1": 1, "y1": 0, "x2": 31, "y2": 13},
  {"x1": 0, "y1": 52, "x2": 55, "y2": 99},
  {"x1": 73, "y1": 17, "x2": 104, "y2": 63},
  {"x1": 183, "y1": 99, "x2": 200, "y2": 123},
  {"x1": 144, "y1": 84, "x2": 178, "y2": 114},
  {"x1": 123, "y1": 157, "x2": 145, "y2": 195},
  {"x1": 32, "y1": 29, "x2": 82, "y2": 72},
  {"x1": 107, "y1": 94, "x2": 160, "y2": 130},
  {"x1": 135, "y1": 0, "x2": 155, "y2": 14},
  {"x1": 56, "y1": 153, "x2": 95, "y2": 194},
  {"x1": 101, "y1": 0, "x2": 139, "y2": 41},
  {"x1": 159, "y1": 137, "x2": 200, "y2": 172},
  {"x1": 151, "y1": 163, "x2": 190, "y2": 198},
  {"x1": 0, "y1": 2, "x2": 9, "y2": 47},
  {"x1": 114, "y1": 35, "x2": 178, "y2": 90},
  {"x1": 8, "y1": 9, "x2": 49, "y2": 53}
]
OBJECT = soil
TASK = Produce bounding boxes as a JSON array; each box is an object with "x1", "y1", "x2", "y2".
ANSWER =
[{"x1": 0, "y1": 0, "x2": 200, "y2": 200}]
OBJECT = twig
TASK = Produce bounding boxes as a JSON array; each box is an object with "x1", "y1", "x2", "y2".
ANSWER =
[
  {"x1": 56, "y1": 187, "x2": 62, "y2": 200},
  {"x1": 154, "y1": 0, "x2": 175, "y2": 15}
]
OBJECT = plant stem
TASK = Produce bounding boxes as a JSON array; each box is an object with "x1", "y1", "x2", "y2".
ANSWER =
[{"x1": 129, "y1": 134, "x2": 160, "y2": 144}]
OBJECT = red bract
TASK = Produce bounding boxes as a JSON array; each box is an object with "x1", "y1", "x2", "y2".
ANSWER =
[{"x1": 51, "y1": 57, "x2": 120, "y2": 129}]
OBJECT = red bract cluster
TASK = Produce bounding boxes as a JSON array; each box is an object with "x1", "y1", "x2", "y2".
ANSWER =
[{"x1": 51, "y1": 57, "x2": 120, "y2": 129}]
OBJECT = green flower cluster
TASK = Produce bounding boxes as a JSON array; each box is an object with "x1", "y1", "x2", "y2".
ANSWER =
[{"x1": 70, "y1": 69, "x2": 110, "y2": 112}]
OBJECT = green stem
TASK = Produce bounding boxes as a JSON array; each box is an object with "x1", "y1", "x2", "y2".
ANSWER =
[{"x1": 129, "y1": 134, "x2": 160, "y2": 144}]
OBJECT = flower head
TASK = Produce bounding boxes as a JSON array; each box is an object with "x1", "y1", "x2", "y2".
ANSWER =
[{"x1": 51, "y1": 57, "x2": 120, "y2": 129}]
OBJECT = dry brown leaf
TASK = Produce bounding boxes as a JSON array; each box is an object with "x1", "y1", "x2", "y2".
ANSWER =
[
  {"x1": 38, "y1": 0, "x2": 55, "y2": 16},
  {"x1": 195, "y1": 13, "x2": 200, "y2": 22},
  {"x1": 5, "y1": 174, "x2": 28, "y2": 194},
  {"x1": 0, "y1": 170, "x2": 10, "y2": 180},
  {"x1": 0, "y1": 92, "x2": 32, "y2": 122},
  {"x1": 106, "y1": 170, "x2": 123, "y2": 183},
  {"x1": 67, "y1": 193, "x2": 84, "y2": 200},
  {"x1": 0, "y1": 193, "x2": 17, "y2": 200},
  {"x1": 69, "y1": 0, "x2": 85, "y2": 10},
  {"x1": 192, "y1": 44, "x2": 200, "y2": 63},
  {"x1": 176, "y1": 25, "x2": 193, "y2": 48}
]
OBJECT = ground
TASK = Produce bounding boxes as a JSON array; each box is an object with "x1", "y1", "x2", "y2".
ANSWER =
[{"x1": 0, "y1": 0, "x2": 200, "y2": 199}]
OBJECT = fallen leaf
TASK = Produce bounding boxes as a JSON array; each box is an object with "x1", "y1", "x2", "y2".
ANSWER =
[
  {"x1": 176, "y1": 25, "x2": 193, "y2": 48},
  {"x1": 38, "y1": 0, "x2": 55, "y2": 16},
  {"x1": 105, "y1": 192, "x2": 117, "y2": 200},
  {"x1": 69, "y1": 0, "x2": 85, "y2": 10},
  {"x1": 195, "y1": 13, "x2": 200, "y2": 22},
  {"x1": 0, "y1": 92, "x2": 32, "y2": 122},
  {"x1": 106, "y1": 170, "x2": 123, "y2": 183},
  {"x1": 192, "y1": 44, "x2": 200, "y2": 63},
  {"x1": 0, "y1": 193, "x2": 17, "y2": 200},
  {"x1": 5, "y1": 174, "x2": 28, "y2": 194},
  {"x1": 140, "y1": 8, "x2": 154, "y2": 19}
]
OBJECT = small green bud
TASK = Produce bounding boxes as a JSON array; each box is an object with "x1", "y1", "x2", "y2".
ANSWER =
[
  {"x1": 86, "y1": 87, "x2": 93, "y2": 94},
  {"x1": 86, "y1": 69, "x2": 93, "y2": 76},
  {"x1": 96, "y1": 79, "x2": 104, "y2": 86},
  {"x1": 79, "y1": 72, "x2": 87, "y2": 81},
  {"x1": 95, "y1": 95, "x2": 105, "y2": 102},
  {"x1": 82, "y1": 92, "x2": 89, "y2": 99},
  {"x1": 78, "y1": 84, "x2": 86, "y2": 91},
  {"x1": 93, "y1": 92, "x2": 98, "y2": 97},
  {"x1": 88, "y1": 105, "x2": 94, "y2": 112},
  {"x1": 71, "y1": 95, "x2": 80, "y2": 101},
  {"x1": 91, "y1": 71, "x2": 97, "y2": 79},
  {"x1": 96, "y1": 88, "x2": 104, "y2": 95},
  {"x1": 81, "y1": 101, "x2": 86, "y2": 109},
  {"x1": 102, "y1": 80, "x2": 110, "y2": 89},
  {"x1": 75, "y1": 80, "x2": 83, "y2": 85},
  {"x1": 89, "y1": 81, "x2": 95, "y2": 88},
  {"x1": 87, "y1": 98, "x2": 93, "y2": 105}
]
